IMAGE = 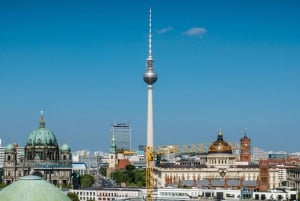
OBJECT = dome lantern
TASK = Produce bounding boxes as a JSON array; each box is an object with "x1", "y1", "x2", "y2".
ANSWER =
[{"x1": 39, "y1": 110, "x2": 45, "y2": 128}]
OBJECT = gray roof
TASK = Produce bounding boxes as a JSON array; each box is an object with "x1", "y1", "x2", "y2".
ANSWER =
[{"x1": 72, "y1": 162, "x2": 87, "y2": 169}]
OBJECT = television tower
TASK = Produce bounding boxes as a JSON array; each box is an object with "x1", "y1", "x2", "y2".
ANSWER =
[{"x1": 143, "y1": 8, "x2": 157, "y2": 201}]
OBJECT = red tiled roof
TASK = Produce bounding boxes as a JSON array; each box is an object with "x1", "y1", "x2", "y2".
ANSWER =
[{"x1": 117, "y1": 159, "x2": 131, "y2": 169}]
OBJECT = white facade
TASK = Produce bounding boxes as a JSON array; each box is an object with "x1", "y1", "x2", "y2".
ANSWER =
[
  {"x1": 71, "y1": 188, "x2": 143, "y2": 201},
  {"x1": 0, "y1": 146, "x2": 5, "y2": 168},
  {"x1": 70, "y1": 187, "x2": 298, "y2": 201}
]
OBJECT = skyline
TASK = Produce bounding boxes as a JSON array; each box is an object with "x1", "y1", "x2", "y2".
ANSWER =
[{"x1": 1, "y1": 1, "x2": 300, "y2": 153}]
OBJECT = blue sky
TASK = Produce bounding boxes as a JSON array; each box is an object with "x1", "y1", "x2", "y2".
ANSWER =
[{"x1": 0, "y1": 1, "x2": 300, "y2": 153}]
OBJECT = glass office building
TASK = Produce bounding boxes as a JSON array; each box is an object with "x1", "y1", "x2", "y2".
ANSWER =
[{"x1": 110, "y1": 123, "x2": 131, "y2": 152}]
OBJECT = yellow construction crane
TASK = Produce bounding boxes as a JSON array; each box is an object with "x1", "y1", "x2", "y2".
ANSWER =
[
  {"x1": 122, "y1": 150, "x2": 137, "y2": 155},
  {"x1": 146, "y1": 146, "x2": 154, "y2": 201},
  {"x1": 156, "y1": 144, "x2": 209, "y2": 156}
]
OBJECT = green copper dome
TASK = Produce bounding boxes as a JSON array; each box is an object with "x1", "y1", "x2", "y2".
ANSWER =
[
  {"x1": 61, "y1": 143, "x2": 71, "y2": 151},
  {"x1": 5, "y1": 143, "x2": 16, "y2": 151},
  {"x1": 0, "y1": 175, "x2": 71, "y2": 201},
  {"x1": 26, "y1": 113, "x2": 58, "y2": 146}
]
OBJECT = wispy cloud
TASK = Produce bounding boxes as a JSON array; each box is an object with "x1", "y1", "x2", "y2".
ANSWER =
[
  {"x1": 183, "y1": 27, "x2": 207, "y2": 36},
  {"x1": 156, "y1": 26, "x2": 173, "y2": 34}
]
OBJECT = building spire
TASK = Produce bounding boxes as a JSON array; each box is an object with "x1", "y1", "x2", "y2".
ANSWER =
[
  {"x1": 218, "y1": 128, "x2": 222, "y2": 135},
  {"x1": 217, "y1": 128, "x2": 223, "y2": 141},
  {"x1": 244, "y1": 128, "x2": 248, "y2": 136},
  {"x1": 39, "y1": 110, "x2": 45, "y2": 128},
  {"x1": 110, "y1": 128, "x2": 117, "y2": 154}
]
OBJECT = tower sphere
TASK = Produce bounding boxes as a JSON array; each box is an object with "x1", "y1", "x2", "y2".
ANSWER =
[{"x1": 143, "y1": 68, "x2": 157, "y2": 85}]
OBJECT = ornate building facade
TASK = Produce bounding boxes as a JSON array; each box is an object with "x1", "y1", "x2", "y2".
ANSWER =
[
  {"x1": 154, "y1": 130, "x2": 280, "y2": 190},
  {"x1": 3, "y1": 113, "x2": 72, "y2": 186}
]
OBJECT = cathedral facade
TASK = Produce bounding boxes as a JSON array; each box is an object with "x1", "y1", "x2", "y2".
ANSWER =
[{"x1": 3, "y1": 113, "x2": 72, "y2": 186}]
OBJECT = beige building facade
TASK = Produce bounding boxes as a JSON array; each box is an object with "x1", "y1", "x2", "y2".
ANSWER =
[{"x1": 154, "y1": 131, "x2": 280, "y2": 190}]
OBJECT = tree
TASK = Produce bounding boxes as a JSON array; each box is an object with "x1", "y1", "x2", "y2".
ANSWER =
[
  {"x1": 99, "y1": 167, "x2": 107, "y2": 176},
  {"x1": 67, "y1": 192, "x2": 80, "y2": 201},
  {"x1": 80, "y1": 174, "x2": 95, "y2": 188},
  {"x1": 134, "y1": 168, "x2": 146, "y2": 187},
  {"x1": 125, "y1": 164, "x2": 136, "y2": 183},
  {"x1": 111, "y1": 169, "x2": 127, "y2": 185},
  {"x1": 110, "y1": 165, "x2": 145, "y2": 187}
]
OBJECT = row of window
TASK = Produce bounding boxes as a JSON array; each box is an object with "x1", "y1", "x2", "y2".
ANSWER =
[{"x1": 75, "y1": 190, "x2": 139, "y2": 201}]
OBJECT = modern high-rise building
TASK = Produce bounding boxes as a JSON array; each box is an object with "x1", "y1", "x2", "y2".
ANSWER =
[{"x1": 110, "y1": 123, "x2": 131, "y2": 152}]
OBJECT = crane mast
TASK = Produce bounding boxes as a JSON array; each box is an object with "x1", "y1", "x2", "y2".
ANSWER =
[{"x1": 146, "y1": 146, "x2": 154, "y2": 200}]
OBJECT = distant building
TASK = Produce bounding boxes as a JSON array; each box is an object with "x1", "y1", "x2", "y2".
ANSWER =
[
  {"x1": 110, "y1": 123, "x2": 131, "y2": 152},
  {"x1": 286, "y1": 166, "x2": 300, "y2": 189},
  {"x1": 269, "y1": 151, "x2": 288, "y2": 159},
  {"x1": 72, "y1": 163, "x2": 88, "y2": 176},
  {"x1": 0, "y1": 145, "x2": 5, "y2": 168},
  {"x1": 252, "y1": 147, "x2": 268, "y2": 164},
  {"x1": 76, "y1": 155, "x2": 98, "y2": 169}
]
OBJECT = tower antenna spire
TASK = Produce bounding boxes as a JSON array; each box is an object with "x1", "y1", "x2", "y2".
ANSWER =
[{"x1": 148, "y1": 8, "x2": 152, "y2": 61}]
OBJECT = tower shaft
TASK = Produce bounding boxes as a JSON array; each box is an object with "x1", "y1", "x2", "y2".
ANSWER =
[{"x1": 147, "y1": 85, "x2": 154, "y2": 148}]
